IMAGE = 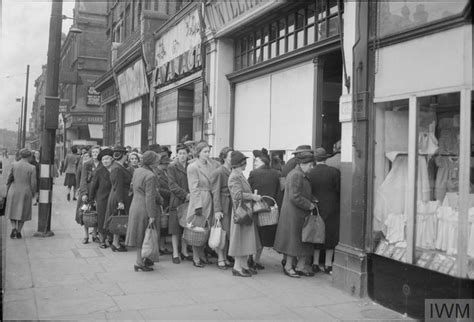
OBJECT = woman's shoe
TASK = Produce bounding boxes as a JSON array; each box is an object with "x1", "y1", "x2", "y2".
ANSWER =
[
  {"x1": 99, "y1": 243, "x2": 107, "y2": 249},
  {"x1": 134, "y1": 264, "x2": 153, "y2": 272},
  {"x1": 295, "y1": 269, "x2": 315, "y2": 277},
  {"x1": 244, "y1": 267, "x2": 257, "y2": 275},
  {"x1": 172, "y1": 257, "x2": 181, "y2": 264},
  {"x1": 180, "y1": 253, "x2": 193, "y2": 261},
  {"x1": 226, "y1": 256, "x2": 235, "y2": 264},
  {"x1": 312, "y1": 264, "x2": 321, "y2": 273},
  {"x1": 225, "y1": 261, "x2": 233, "y2": 268},
  {"x1": 217, "y1": 261, "x2": 228, "y2": 270},
  {"x1": 193, "y1": 260, "x2": 205, "y2": 268},
  {"x1": 10, "y1": 229, "x2": 17, "y2": 239},
  {"x1": 159, "y1": 248, "x2": 172, "y2": 255},
  {"x1": 143, "y1": 258, "x2": 154, "y2": 266},
  {"x1": 92, "y1": 236, "x2": 100, "y2": 243},
  {"x1": 200, "y1": 257, "x2": 213, "y2": 265},
  {"x1": 232, "y1": 268, "x2": 251, "y2": 277},
  {"x1": 82, "y1": 238, "x2": 89, "y2": 244},
  {"x1": 67, "y1": 193, "x2": 70, "y2": 201},
  {"x1": 284, "y1": 268, "x2": 300, "y2": 278},
  {"x1": 16, "y1": 231, "x2": 22, "y2": 239},
  {"x1": 255, "y1": 262, "x2": 265, "y2": 270},
  {"x1": 323, "y1": 266, "x2": 333, "y2": 275},
  {"x1": 110, "y1": 244, "x2": 127, "y2": 252}
]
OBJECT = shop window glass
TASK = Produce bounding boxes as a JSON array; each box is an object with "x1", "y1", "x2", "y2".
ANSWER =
[
  {"x1": 270, "y1": 22, "x2": 277, "y2": 41},
  {"x1": 248, "y1": 50, "x2": 254, "y2": 66},
  {"x1": 279, "y1": 37, "x2": 286, "y2": 55},
  {"x1": 318, "y1": 0, "x2": 327, "y2": 20},
  {"x1": 329, "y1": 0, "x2": 338, "y2": 15},
  {"x1": 263, "y1": 25, "x2": 270, "y2": 43},
  {"x1": 377, "y1": 0, "x2": 468, "y2": 38},
  {"x1": 287, "y1": 34, "x2": 294, "y2": 52},
  {"x1": 255, "y1": 29, "x2": 262, "y2": 47},
  {"x1": 270, "y1": 41, "x2": 277, "y2": 58},
  {"x1": 328, "y1": 16, "x2": 339, "y2": 37},
  {"x1": 307, "y1": 3, "x2": 315, "y2": 24},
  {"x1": 296, "y1": 9, "x2": 305, "y2": 29},
  {"x1": 248, "y1": 34, "x2": 255, "y2": 50},
  {"x1": 307, "y1": 25, "x2": 315, "y2": 44},
  {"x1": 262, "y1": 45, "x2": 268, "y2": 61},
  {"x1": 318, "y1": 21, "x2": 327, "y2": 40},
  {"x1": 278, "y1": 18, "x2": 286, "y2": 37},
  {"x1": 296, "y1": 30, "x2": 305, "y2": 48},
  {"x1": 288, "y1": 14, "x2": 295, "y2": 33}
]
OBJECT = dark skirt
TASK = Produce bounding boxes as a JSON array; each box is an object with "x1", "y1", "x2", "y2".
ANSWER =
[
  {"x1": 257, "y1": 224, "x2": 277, "y2": 247},
  {"x1": 64, "y1": 173, "x2": 76, "y2": 187},
  {"x1": 168, "y1": 210, "x2": 182, "y2": 235}
]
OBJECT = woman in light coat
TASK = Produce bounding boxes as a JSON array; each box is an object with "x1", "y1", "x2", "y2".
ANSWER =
[
  {"x1": 228, "y1": 151, "x2": 262, "y2": 277},
  {"x1": 186, "y1": 141, "x2": 220, "y2": 268},
  {"x1": 6, "y1": 149, "x2": 37, "y2": 239}
]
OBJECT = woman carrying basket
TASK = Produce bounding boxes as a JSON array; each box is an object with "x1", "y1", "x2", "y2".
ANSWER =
[{"x1": 248, "y1": 148, "x2": 281, "y2": 270}]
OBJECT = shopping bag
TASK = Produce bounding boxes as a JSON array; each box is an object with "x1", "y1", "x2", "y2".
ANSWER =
[
  {"x1": 208, "y1": 218, "x2": 223, "y2": 249},
  {"x1": 177, "y1": 202, "x2": 189, "y2": 227},
  {"x1": 301, "y1": 205, "x2": 325, "y2": 244},
  {"x1": 141, "y1": 220, "x2": 160, "y2": 262}
]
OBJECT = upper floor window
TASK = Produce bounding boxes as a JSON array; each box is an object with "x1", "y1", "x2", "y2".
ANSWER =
[{"x1": 234, "y1": 0, "x2": 342, "y2": 71}]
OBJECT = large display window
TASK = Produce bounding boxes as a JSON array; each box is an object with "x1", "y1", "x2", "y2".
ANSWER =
[{"x1": 372, "y1": 90, "x2": 473, "y2": 279}]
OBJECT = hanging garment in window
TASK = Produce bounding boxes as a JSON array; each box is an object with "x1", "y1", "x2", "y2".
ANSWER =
[
  {"x1": 384, "y1": 213, "x2": 406, "y2": 244},
  {"x1": 416, "y1": 200, "x2": 439, "y2": 250},
  {"x1": 435, "y1": 156, "x2": 460, "y2": 202}
]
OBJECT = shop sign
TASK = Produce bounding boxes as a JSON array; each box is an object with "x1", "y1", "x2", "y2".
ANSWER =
[
  {"x1": 204, "y1": 0, "x2": 278, "y2": 33},
  {"x1": 65, "y1": 115, "x2": 103, "y2": 128},
  {"x1": 117, "y1": 59, "x2": 149, "y2": 103},
  {"x1": 153, "y1": 44, "x2": 202, "y2": 87},
  {"x1": 87, "y1": 86, "x2": 101, "y2": 106}
]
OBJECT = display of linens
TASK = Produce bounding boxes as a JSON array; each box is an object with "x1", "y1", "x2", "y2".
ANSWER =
[
  {"x1": 416, "y1": 201, "x2": 439, "y2": 249},
  {"x1": 384, "y1": 213, "x2": 406, "y2": 244},
  {"x1": 435, "y1": 206, "x2": 458, "y2": 254}
]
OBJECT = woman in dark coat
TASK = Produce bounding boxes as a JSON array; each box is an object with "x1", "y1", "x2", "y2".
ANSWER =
[
  {"x1": 167, "y1": 144, "x2": 192, "y2": 263},
  {"x1": 211, "y1": 147, "x2": 233, "y2": 269},
  {"x1": 155, "y1": 155, "x2": 172, "y2": 254},
  {"x1": 104, "y1": 147, "x2": 133, "y2": 252},
  {"x1": 274, "y1": 150, "x2": 317, "y2": 278},
  {"x1": 90, "y1": 149, "x2": 113, "y2": 249},
  {"x1": 307, "y1": 147, "x2": 341, "y2": 274},
  {"x1": 126, "y1": 151, "x2": 162, "y2": 272},
  {"x1": 248, "y1": 148, "x2": 281, "y2": 270}
]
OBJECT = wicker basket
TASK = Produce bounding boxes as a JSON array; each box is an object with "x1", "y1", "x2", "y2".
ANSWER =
[
  {"x1": 257, "y1": 196, "x2": 279, "y2": 227},
  {"x1": 82, "y1": 210, "x2": 98, "y2": 227},
  {"x1": 183, "y1": 220, "x2": 210, "y2": 247}
]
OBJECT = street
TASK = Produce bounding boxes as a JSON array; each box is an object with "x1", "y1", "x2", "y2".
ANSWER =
[{"x1": 1, "y1": 157, "x2": 411, "y2": 321}]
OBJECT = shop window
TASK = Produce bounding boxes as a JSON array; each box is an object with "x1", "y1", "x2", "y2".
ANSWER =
[
  {"x1": 372, "y1": 91, "x2": 473, "y2": 279},
  {"x1": 376, "y1": 0, "x2": 468, "y2": 38}
]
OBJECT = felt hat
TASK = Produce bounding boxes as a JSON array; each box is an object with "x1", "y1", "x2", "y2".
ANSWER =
[
  {"x1": 295, "y1": 150, "x2": 315, "y2": 164},
  {"x1": 230, "y1": 151, "x2": 248, "y2": 168},
  {"x1": 159, "y1": 155, "x2": 171, "y2": 165},
  {"x1": 97, "y1": 148, "x2": 113, "y2": 162},
  {"x1": 19, "y1": 148, "x2": 32, "y2": 159},
  {"x1": 292, "y1": 145, "x2": 312, "y2": 155},
  {"x1": 314, "y1": 147, "x2": 331, "y2": 161}
]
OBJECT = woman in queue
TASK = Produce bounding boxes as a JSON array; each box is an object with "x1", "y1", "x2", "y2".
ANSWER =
[
  {"x1": 210, "y1": 147, "x2": 234, "y2": 269},
  {"x1": 126, "y1": 151, "x2": 162, "y2": 272},
  {"x1": 186, "y1": 141, "x2": 219, "y2": 268},
  {"x1": 104, "y1": 146, "x2": 133, "y2": 252},
  {"x1": 90, "y1": 148, "x2": 113, "y2": 249},
  {"x1": 274, "y1": 149, "x2": 317, "y2": 278},
  {"x1": 6, "y1": 149, "x2": 37, "y2": 239},
  {"x1": 228, "y1": 151, "x2": 262, "y2": 277},
  {"x1": 248, "y1": 148, "x2": 281, "y2": 270},
  {"x1": 127, "y1": 151, "x2": 141, "y2": 176},
  {"x1": 167, "y1": 143, "x2": 192, "y2": 264}
]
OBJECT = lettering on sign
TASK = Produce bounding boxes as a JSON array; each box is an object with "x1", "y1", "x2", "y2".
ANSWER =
[{"x1": 87, "y1": 86, "x2": 101, "y2": 106}]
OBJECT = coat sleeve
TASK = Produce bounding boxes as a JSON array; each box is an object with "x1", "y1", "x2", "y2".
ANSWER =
[
  {"x1": 211, "y1": 169, "x2": 222, "y2": 212},
  {"x1": 158, "y1": 174, "x2": 171, "y2": 200},
  {"x1": 90, "y1": 169, "x2": 100, "y2": 200},
  {"x1": 145, "y1": 176, "x2": 160, "y2": 219},
  {"x1": 168, "y1": 166, "x2": 188, "y2": 201},
  {"x1": 229, "y1": 174, "x2": 254, "y2": 203},
  {"x1": 63, "y1": 156, "x2": 68, "y2": 173},
  {"x1": 248, "y1": 170, "x2": 255, "y2": 191},
  {"x1": 30, "y1": 166, "x2": 37, "y2": 195},
  {"x1": 6, "y1": 166, "x2": 14, "y2": 188},
  {"x1": 187, "y1": 164, "x2": 202, "y2": 210},
  {"x1": 112, "y1": 167, "x2": 126, "y2": 203},
  {"x1": 289, "y1": 173, "x2": 312, "y2": 212},
  {"x1": 79, "y1": 162, "x2": 90, "y2": 196}
]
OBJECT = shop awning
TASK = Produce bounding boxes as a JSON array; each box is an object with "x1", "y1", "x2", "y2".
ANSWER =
[{"x1": 88, "y1": 124, "x2": 103, "y2": 139}]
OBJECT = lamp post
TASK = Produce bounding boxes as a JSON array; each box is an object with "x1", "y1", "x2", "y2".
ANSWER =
[
  {"x1": 34, "y1": 0, "x2": 63, "y2": 237},
  {"x1": 22, "y1": 65, "x2": 30, "y2": 148}
]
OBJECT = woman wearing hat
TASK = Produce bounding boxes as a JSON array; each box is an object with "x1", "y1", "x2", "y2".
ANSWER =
[
  {"x1": 167, "y1": 144, "x2": 192, "y2": 263},
  {"x1": 5, "y1": 149, "x2": 37, "y2": 239},
  {"x1": 210, "y1": 147, "x2": 234, "y2": 269},
  {"x1": 274, "y1": 150, "x2": 318, "y2": 278},
  {"x1": 228, "y1": 151, "x2": 262, "y2": 277},
  {"x1": 155, "y1": 154, "x2": 173, "y2": 255},
  {"x1": 104, "y1": 146, "x2": 133, "y2": 252},
  {"x1": 63, "y1": 146, "x2": 80, "y2": 201},
  {"x1": 126, "y1": 151, "x2": 163, "y2": 272},
  {"x1": 186, "y1": 140, "x2": 220, "y2": 267},
  {"x1": 248, "y1": 148, "x2": 281, "y2": 270},
  {"x1": 307, "y1": 147, "x2": 341, "y2": 274},
  {"x1": 90, "y1": 148, "x2": 114, "y2": 248}
]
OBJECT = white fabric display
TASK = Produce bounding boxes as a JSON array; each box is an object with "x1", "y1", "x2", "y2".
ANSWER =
[
  {"x1": 384, "y1": 111, "x2": 409, "y2": 154},
  {"x1": 436, "y1": 206, "x2": 458, "y2": 254},
  {"x1": 438, "y1": 116, "x2": 460, "y2": 155},
  {"x1": 416, "y1": 201, "x2": 439, "y2": 249},
  {"x1": 435, "y1": 156, "x2": 460, "y2": 202},
  {"x1": 384, "y1": 213, "x2": 406, "y2": 244},
  {"x1": 418, "y1": 132, "x2": 438, "y2": 155}
]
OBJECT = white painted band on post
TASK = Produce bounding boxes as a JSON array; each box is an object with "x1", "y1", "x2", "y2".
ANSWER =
[
  {"x1": 39, "y1": 189, "x2": 50, "y2": 204},
  {"x1": 40, "y1": 164, "x2": 51, "y2": 178}
]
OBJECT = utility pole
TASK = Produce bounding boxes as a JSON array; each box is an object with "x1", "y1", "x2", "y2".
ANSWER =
[
  {"x1": 22, "y1": 65, "x2": 30, "y2": 148},
  {"x1": 18, "y1": 97, "x2": 24, "y2": 150},
  {"x1": 35, "y1": 0, "x2": 62, "y2": 237}
]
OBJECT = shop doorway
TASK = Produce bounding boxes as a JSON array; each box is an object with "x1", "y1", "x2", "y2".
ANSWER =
[{"x1": 177, "y1": 84, "x2": 194, "y2": 143}]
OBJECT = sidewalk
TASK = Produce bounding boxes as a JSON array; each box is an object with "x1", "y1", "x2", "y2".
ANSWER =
[{"x1": 4, "y1": 176, "x2": 413, "y2": 321}]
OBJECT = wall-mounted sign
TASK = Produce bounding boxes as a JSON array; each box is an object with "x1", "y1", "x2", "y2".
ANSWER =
[
  {"x1": 65, "y1": 115, "x2": 104, "y2": 128},
  {"x1": 87, "y1": 86, "x2": 101, "y2": 106},
  {"x1": 117, "y1": 59, "x2": 149, "y2": 103},
  {"x1": 153, "y1": 44, "x2": 202, "y2": 88}
]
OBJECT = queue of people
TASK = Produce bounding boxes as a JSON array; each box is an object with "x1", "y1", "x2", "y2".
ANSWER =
[{"x1": 4, "y1": 141, "x2": 341, "y2": 279}]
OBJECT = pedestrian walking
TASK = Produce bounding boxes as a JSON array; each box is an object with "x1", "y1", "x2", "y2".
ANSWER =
[
  {"x1": 274, "y1": 149, "x2": 317, "y2": 278},
  {"x1": 126, "y1": 151, "x2": 163, "y2": 272},
  {"x1": 248, "y1": 148, "x2": 281, "y2": 270},
  {"x1": 228, "y1": 151, "x2": 262, "y2": 277},
  {"x1": 186, "y1": 140, "x2": 220, "y2": 268},
  {"x1": 104, "y1": 146, "x2": 132, "y2": 252},
  {"x1": 307, "y1": 147, "x2": 341, "y2": 274},
  {"x1": 5, "y1": 148, "x2": 37, "y2": 239},
  {"x1": 167, "y1": 144, "x2": 192, "y2": 264},
  {"x1": 63, "y1": 147, "x2": 80, "y2": 201},
  {"x1": 90, "y1": 148, "x2": 113, "y2": 249},
  {"x1": 210, "y1": 147, "x2": 234, "y2": 269}
]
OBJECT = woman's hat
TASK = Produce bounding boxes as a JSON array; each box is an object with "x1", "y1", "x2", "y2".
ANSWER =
[
  {"x1": 112, "y1": 146, "x2": 127, "y2": 153},
  {"x1": 292, "y1": 145, "x2": 312, "y2": 155},
  {"x1": 253, "y1": 148, "x2": 270, "y2": 165},
  {"x1": 314, "y1": 147, "x2": 330, "y2": 161},
  {"x1": 230, "y1": 151, "x2": 248, "y2": 168},
  {"x1": 19, "y1": 148, "x2": 32, "y2": 159},
  {"x1": 159, "y1": 155, "x2": 171, "y2": 165},
  {"x1": 295, "y1": 151, "x2": 315, "y2": 164},
  {"x1": 97, "y1": 148, "x2": 113, "y2": 161},
  {"x1": 142, "y1": 151, "x2": 160, "y2": 166}
]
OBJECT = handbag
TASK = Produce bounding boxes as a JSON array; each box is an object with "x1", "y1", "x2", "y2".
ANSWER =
[
  {"x1": 208, "y1": 218, "x2": 226, "y2": 250},
  {"x1": 257, "y1": 196, "x2": 279, "y2": 226},
  {"x1": 108, "y1": 208, "x2": 129, "y2": 235},
  {"x1": 142, "y1": 220, "x2": 160, "y2": 262},
  {"x1": 177, "y1": 202, "x2": 189, "y2": 228},
  {"x1": 301, "y1": 205, "x2": 325, "y2": 244},
  {"x1": 233, "y1": 200, "x2": 253, "y2": 225}
]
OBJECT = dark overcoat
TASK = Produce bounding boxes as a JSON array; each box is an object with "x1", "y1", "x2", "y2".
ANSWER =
[
  {"x1": 79, "y1": 159, "x2": 100, "y2": 197},
  {"x1": 307, "y1": 164, "x2": 341, "y2": 249},
  {"x1": 89, "y1": 165, "x2": 112, "y2": 231},
  {"x1": 155, "y1": 167, "x2": 171, "y2": 210},
  {"x1": 248, "y1": 165, "x2": 281, "y2": 247},
  {"x1": 210, "y1": 165, "x2": 232, "y2": 233},
  {"x1": 168, "y1": 160, "x2": 189, "y2": 211},
  {"x1": 274, "y1": 165, "x2": 314, "y2": 257},
  {"x1": 104, "y1": 162, "x2": 132, "y2": 230},
  {"x1": 5, "y1": 159, "x2": 37, "y2": 221}
]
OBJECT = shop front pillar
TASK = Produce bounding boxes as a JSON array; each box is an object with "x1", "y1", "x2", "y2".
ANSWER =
[{"x1": 312, "y1": 56, "x2": 325, "y2": 148}]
